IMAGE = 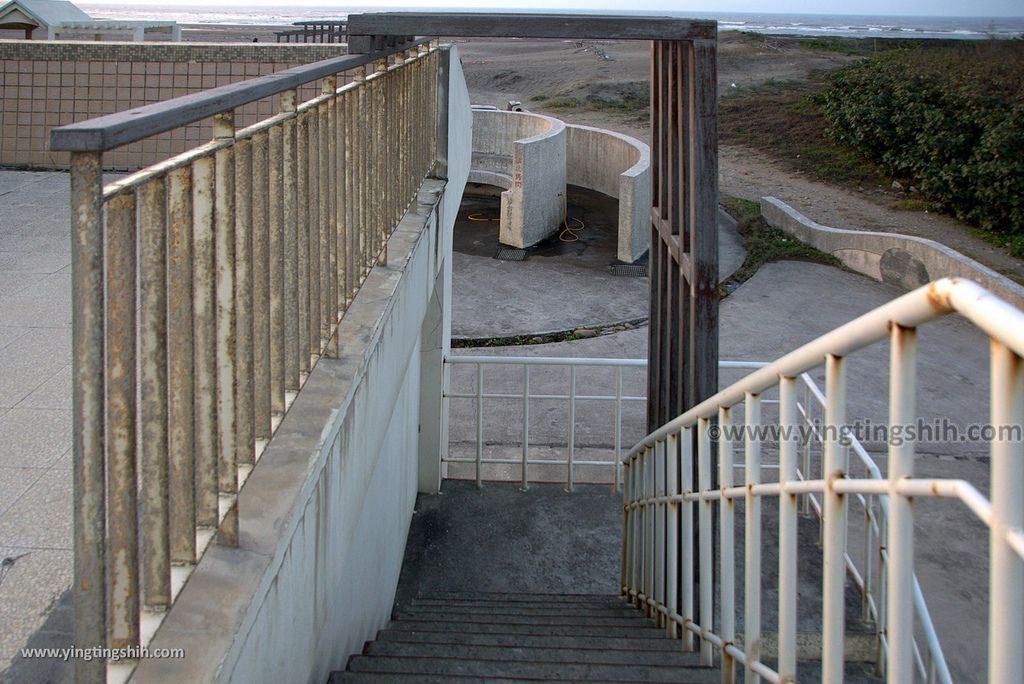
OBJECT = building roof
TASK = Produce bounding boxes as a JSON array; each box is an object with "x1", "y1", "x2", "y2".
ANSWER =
[{"x1": 0, "y1": 0, "x2": 92, "y2": 28}]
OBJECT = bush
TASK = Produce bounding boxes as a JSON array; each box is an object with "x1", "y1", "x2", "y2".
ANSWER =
[{"x1": 820, "y1": 42, "x2": 1024, "y2": 248}]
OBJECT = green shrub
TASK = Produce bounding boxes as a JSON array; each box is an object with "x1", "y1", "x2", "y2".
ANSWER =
[{"x1": 820, "y1": 42, "x2": 1024, "y2": 249}]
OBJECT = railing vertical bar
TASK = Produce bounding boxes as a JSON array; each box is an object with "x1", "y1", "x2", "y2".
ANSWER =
[
  {"x1": 681, "y1": 426, "x2": 695, "y2": 652},
  {"x1": 644, "y1": 446, "x2": 653, "y2": 618},
  {"x1": 267, "y1": 124, "x2": 286, "y2": 410},
  {"x1": 192, "y1": 154, "x2": 219, "y2": 529},
  {"x1": 666, "y1": 431, "x2": 679, "y2": 639},
  {"x1": 295, "y1": 112, "x2": 310, "y2": 374},
  {"x1": 801, "y1": 379, "x2": 811, "y2": 516},
  {"x1": 777, "y1": 376, "x2": 799, "y2": 682},
  {"x1": 522, "y1": 363, "x2": 529, "y2": 490},
  {"x1": 251, "y1": 131, "x2": 272, "y2": 439},
  {"x1": 568, "y1": 366, "x2": 576, "y2": 492},
  {"x1": 139, "y1": 176, "x2": 170, "y2": 608},
  {"x1": 476, "y1": 364, "x2": 483, "y2": 489},
  {"x1": 166, "y1": 165, "x2": 195, "y2": 564},
  {"x1": 989, "y1": 341, "x2": 1024, "y2": 684},
  {"x1": 213, "y1": 111, "x2": 238, "y2": 543},
  {"x1": 70, "y1": 151, "x2": 106, "y2": 683},
  {"x1": 281, "y1": 90, "x2": 300, "y2": 388},
  {"x1": 315, "y1": 96, "x2": 329, "y2": 350},
  {"x1": 307, "y1": 108, "x2": 321, "y2": 358},
  {"x1": 654, "y1": 439, "x2": 666, "y2": 628},
  {"x1": 719, "y1": 405, "x2": 735, "y2": 680},
  {"x1": 697, "y1": 417, "x2": 713, "y2": 666},
  {"x1": 339, "y1": 73, "x2": 350, "y2": 298},
  {"x1": 325, "y1": 77, "x2": 339, "y2": 357},
  {"x1": 342, "y1": 88, "x2": 356, "y2": 304},
  {"x1": 614, "y1": 367, "x2": 623, "y2": 492},
  {"x1": 744, "y1": 392, "x2": 762, "y2": 684},
  {"x1": 632, "y1": 451, "x2": 641, "y2": 605},
  {"x1": 105, "y1": 188, "x2": 139, "y2": 650},
  {"x1": 355, "y1": 66, "x2": 368, "y2": 281},
  {"x1": 234, "y1": 139, "x2": 255, "y2": 466},
  {"x1": 822, "y1": 353, "x2": 849, "y2": 681},
  {"x1": 621, "y1": 459, "x2": 631, "y2": 595}
]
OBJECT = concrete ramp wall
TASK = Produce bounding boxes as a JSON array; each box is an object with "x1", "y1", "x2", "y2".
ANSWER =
[
  {"x1": 471, "y1": 108, "x2": 567, "y2": 249},
  {"x1": 469, "y1": 109, "x2": 650, "y2": 262},
  {"x1": 566, "y1": 124, "x2": 650, "y2": 263}
]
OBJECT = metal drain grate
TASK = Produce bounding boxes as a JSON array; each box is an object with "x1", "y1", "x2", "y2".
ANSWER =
[
  {"x1": 495, "y1": 248, "x2": 529, "y2": 261},
  {"x1": 609, "y1": 263, "x2": 648, "y2": 277}
]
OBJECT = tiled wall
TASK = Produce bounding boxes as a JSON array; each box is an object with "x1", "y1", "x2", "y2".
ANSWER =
[{"x1": 0, "y1": 41, "x2": 346, "y2": 170}]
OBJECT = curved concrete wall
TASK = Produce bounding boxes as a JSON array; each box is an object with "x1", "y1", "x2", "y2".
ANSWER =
[
  {"x1": 566, "y1": 124, "x2": 650, "y2": 263},
  {"x1": 761, "y1": 196, "x2": 1024, "y2": 310},
  {"x1": 471, "y1": 109, "x2": 566, "y2": 248},
  {"x1": 468, "y1": 109, "x2": 650, "y2": 262}
]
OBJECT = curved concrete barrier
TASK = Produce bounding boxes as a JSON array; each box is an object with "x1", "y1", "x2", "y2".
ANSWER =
[
  {"x1": 566, "y1": 124, "x2": 650, "y2": 263},
  {"x1": 761, "y1": 196, "x2": 1024, "y2": 310},
  {"x1": 471, "y1": 108, "x2": 566, "y2": 248}
]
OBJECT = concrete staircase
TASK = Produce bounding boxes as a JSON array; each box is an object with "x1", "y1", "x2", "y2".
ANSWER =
[{"x1": 330, "y1": 591, "x2": 717, "y2": 683}]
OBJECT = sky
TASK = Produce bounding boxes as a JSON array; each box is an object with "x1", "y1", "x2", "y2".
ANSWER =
[{"x1": 76, "y1": 0, "x2": 1024, "y2": 18}]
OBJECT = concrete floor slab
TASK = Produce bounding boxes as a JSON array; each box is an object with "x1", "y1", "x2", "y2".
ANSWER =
[
  {"x1": 0, "y1": 409, "x2": 71, "y2": 469},
  {"x1": 0, "y1": 546, "x2": 73, "y2": 663},
  {"x1": 0, "y1": 468, "x2": 72, "y2": 549},
  {"x1": 451, "y1": 187, "x2": 745, "y2": 338}
]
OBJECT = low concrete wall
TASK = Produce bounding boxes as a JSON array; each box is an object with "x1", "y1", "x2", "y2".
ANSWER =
[
  {"x1": 471, "y1": 108, "x2": 566, "y2": 249},
  {"x1": 131, "y1": 45, "x2": 472, "y2": 684},
  {"x1": 0, "y1": 40, "x2": 343, "y2": 170},
  {"x1": 761, "y1": 196, "x2": 1024, "y2": 310},
  {"x1": 566, "y1": 124, "x2": 650, "y2": 262}
]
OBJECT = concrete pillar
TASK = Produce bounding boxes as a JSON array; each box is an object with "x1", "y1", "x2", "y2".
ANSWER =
[
  {"x1": 132, "y1": 27, "x2": 145, "y2": 42},
  {"x1": 171, "y1": 25, "x2": 181, "y2": 41}
]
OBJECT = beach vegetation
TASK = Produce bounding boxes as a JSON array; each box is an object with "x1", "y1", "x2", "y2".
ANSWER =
[{"x1": 821, "y1": 41, "x2": 1024, "y2": 254}]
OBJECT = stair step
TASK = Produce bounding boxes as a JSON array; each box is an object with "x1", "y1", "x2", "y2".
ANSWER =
[
  {"x1": 329, "y1": 673, "x2": 551, "y2": 683},
  {"x1": 407, "y1": 600, "x2": 645, "y2": 618},
  {"x1": 346, "y1": 654, "x2": 719, "y2": 682},
  {"x1": 365, "y1": 639, "x2": 705, "y2": 667},
  {"x1": 386, "y1": 619, "x2": 671, "y2": 638},
  {"x1": 377, "y1": 629, "x2": 686, "y2": 652},
  {"x1": 393, "y1": 610, "x2": 650, "y2": 627},
  {"x1": 416, "y1": 592, "x2": 625, "y2": 604}
]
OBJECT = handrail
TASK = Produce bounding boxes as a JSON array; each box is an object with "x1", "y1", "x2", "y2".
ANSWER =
[
  {"x1": 620, "y1": 278, "x2": 1024, "y2": 684},
  {"x1": 50, "y1": 37, "x2": 430, "y2": 152},
  {"x1": 61, "y1": 39, "x2": 443, "y2": 683},
  {"x1": 627, "y1": 278, "x2": 1024, "y2": 459}
]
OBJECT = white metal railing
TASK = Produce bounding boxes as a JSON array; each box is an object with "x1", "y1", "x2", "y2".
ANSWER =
[
  {"x1": 443, "y1": 355, "x2": 647, "y2": 490},
  {"x1": 621, "y1": 278, "x2": 1024, "y2": 683}
]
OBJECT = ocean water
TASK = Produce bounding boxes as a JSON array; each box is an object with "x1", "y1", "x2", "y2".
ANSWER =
[{"x1": 75, "y1": 4, "x2": 1024, "y2": 40}]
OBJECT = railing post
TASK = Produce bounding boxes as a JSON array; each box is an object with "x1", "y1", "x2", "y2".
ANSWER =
[
  {"x1": 989, "y1": 341, "x2": 1024, "y2": 684},
  {"x1": 281, "y1": 89, "x2": 301, "y2": 389},
  {"x1": 887, "y1": 325, "x2": 917, "y2": 683},
  {"x1": 234, "y1": 137, "x2": 255, "y2": 470},
  {"x1": 654, "y1": 439, "x2": 666, "y2": 627},
  {"x1": 139, "y1": 175, "x2": 170, "y2": 608},
  {"x1": 70, "y1": 150, "x2": 107, "y2": 684},
  {"x1": 106, "y1": 188, "x2": 139, "y2": 651},
  {"x1": 666, "y1": 431, "x2": 679, "y2": 639},
  {"x1": 522, "y1": 363, "x2": 529, "y2": 490},
  {"x1": 213, "y1": 109, "x2": 239, "y2": 543},
  {"x1": 167, "y1": 165, "x2": 196, "y2": 565},
  {"x1": 476, "y1": 364, "x2": 483, "y2": 488},
  {"x1": 744, "y1": 393, "x2": 762, "y2": 683},
  {"x1": 251, "y1": 131, "x2": 272, "y2": 438},
  {"x1": 822, "y1": 353, "x2": 848, "y2": 682},
  {"x1": 778, "y1": 376, "x2": 799, "y2": 683},
  {"x1": 719, "y1": 405, "x2": 735, "y2": 683},
  {"x1": 568, "y1": 366, "x2": 576, "y2": 492},
  {"x1": 614, "y1": 367, "x2": 623, "y2": 492},
  {"x1": 697, "y1": 417, "x2": 714, "y2": 666},
  {"x1": 681, "y1": 426, "x2": 695, "y2": 652}
]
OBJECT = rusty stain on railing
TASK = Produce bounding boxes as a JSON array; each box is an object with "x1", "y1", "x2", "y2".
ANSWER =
[{"x1": 54, "y1": 38, "x2": 441, "y2": 682}]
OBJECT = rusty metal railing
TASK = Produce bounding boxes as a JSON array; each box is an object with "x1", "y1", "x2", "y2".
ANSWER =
[
  {"x1": 620, "y1": 278, "x2": 1024, "y2": 684},
  {"x1": 50, "y1": 37, "x2": 440, "y2": 683}
]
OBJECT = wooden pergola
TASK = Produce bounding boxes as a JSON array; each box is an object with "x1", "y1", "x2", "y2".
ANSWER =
[{"x1": 348, "y1": 12, "x2": 720, "y2": 429}]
